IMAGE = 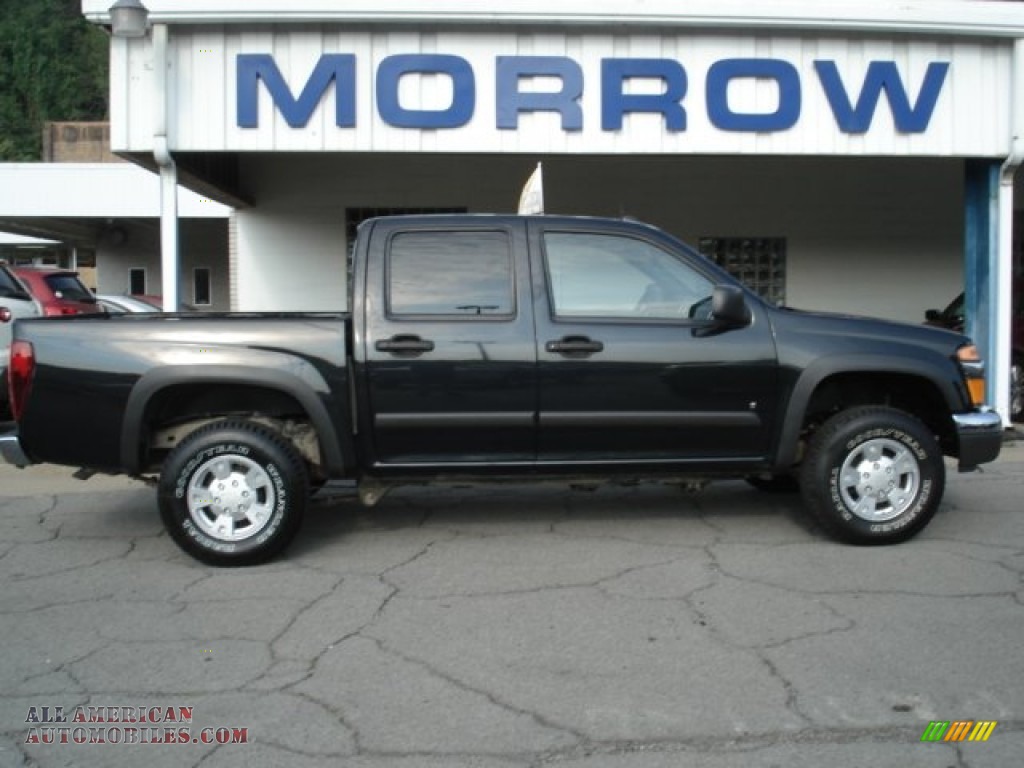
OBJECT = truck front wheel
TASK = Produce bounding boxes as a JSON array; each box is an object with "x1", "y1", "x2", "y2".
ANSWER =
[
  {"x1": 157, "y1": 420, "x2": 309, "y2": 566},
  {"x1": 799, "y1": 406, "x2": 945, "y2": 545}
]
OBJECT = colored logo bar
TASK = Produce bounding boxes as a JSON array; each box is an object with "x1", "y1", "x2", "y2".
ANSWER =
[{"x1": 920, "y1": 720, "x2": 997, "y2": 742}]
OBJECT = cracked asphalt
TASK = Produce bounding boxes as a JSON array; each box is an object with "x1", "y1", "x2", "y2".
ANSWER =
[{"x1": 0, "y1": 443, "x2": 1022, "y2": 768}]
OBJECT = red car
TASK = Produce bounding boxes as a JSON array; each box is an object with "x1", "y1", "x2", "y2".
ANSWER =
[{"x1": 10, "y1": 266, "x2": 103, "y2": 317}]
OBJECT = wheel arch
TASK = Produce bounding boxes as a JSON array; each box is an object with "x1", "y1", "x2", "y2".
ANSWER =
[
  {"x1": 121, "y1": 365, "x2": 349, "y2": 475},
  {"x1": 774, "y1": 355, "x2": 963, "y2": 470}
]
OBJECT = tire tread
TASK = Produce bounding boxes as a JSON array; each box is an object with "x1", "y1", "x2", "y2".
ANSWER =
[
  {"x1": 800, "y1": 405, "x2": 944, "y2": 545},
  {"x1": 157, "y1": 419, "x2": 309, "y2": 566}
]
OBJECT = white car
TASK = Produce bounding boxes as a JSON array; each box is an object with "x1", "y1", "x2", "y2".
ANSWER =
[
  {"x1": 96, "y1": 294, "x2": 162, "y2": 313},
  {"x1": 1, "y1": 264, "x2": 42, "y2": 418}
]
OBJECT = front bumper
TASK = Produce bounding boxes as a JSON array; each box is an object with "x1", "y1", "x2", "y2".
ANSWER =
[
  {"x1": 953, "y1": 408, "x2": 1003, "y2": 471},
  {"x1": 0, "y1": 428, "x2": 31, "y2": 467}
]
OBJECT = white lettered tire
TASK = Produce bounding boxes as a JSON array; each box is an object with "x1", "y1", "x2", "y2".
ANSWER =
[
  {"x1": 800, "y1": 406, "x2": 945, "y2": 545},
  {"x1": 157, "y1": 420, "x2": 308, "y2": 566}
]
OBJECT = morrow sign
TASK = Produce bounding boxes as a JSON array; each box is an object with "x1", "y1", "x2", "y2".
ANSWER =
[{"x1": 237, "y1": 54, "x2": 950, "y2": 134}]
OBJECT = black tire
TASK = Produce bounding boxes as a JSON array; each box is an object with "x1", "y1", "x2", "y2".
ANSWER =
[
  {"x1": 157, "y1": 420, "x2": 309, "y2": 566},
  {"x1": 745, "y1": 474, "x2": 800, "y2": 493},
  {"x1": 799, "y1": 406, "x2": 945, "y2": 545}
]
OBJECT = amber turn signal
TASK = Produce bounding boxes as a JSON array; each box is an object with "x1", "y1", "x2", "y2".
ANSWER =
[{"x1": 956, "y1": 344, "x2": 986, "y2": 406}]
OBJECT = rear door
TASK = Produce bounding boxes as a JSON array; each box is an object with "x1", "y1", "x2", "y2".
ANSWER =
[
  {"x1": 530, "y1": 219, "x2": 779, "y2": 466},
  {"x1": 361, "y1": 218, "x2": 537, "y2": 466}
]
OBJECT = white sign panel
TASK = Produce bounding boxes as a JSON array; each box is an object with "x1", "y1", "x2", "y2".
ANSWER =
[{"x1": 111, "y1": 28, "x2": 1013, "y2": 157}]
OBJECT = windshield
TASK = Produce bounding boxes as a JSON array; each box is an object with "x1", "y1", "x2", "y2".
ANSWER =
[
  {"x1": 45, "y1": 274, "x2": 96, "y2": 303},
  {"x1": 0, "y1": 266, "x2": 28, "y2": 298},
  {"x1": 941, "y1": 293, "x2": 964, "y2": 324}
]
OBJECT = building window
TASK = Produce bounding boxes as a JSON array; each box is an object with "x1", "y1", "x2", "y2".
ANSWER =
[
  {"x1": 129, "y1": 268, "x2": 146, "y2": 295},
  {"x1": 698, "y1": 237, "x2": 787, "y2": 306},
  {"x1": 193, "y1": 267, "x2": 212, "y2": 306}
]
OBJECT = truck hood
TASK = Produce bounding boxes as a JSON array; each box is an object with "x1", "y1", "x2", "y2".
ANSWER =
[{"x1": 768, "y1": 305, "x2": 972, "y2": 359}]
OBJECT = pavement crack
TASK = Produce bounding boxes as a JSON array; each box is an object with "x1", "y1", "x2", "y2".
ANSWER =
[
  {"x1": 371, "y1": 635, "x2": 587, "y2": 746},
  {"x1": 682, "y1": 542, "x2": 816, "y2": 727}
]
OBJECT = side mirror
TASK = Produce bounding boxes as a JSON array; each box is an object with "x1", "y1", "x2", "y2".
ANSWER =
[{"x1": 711, "y1": 284, "x2": 751, "y2": 327}]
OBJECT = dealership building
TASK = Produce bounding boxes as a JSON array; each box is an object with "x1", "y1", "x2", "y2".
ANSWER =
[{"x1": 81, "y1": 0, "x2": 1024, "y2": 420}]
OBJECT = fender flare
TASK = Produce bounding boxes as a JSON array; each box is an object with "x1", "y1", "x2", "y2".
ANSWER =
[
  {"x1": 120, "y1": 364, "x2": 348, "y2": 474},
  {"x1": 773, "y1": 353, "x2": 963, "y2": 470}
]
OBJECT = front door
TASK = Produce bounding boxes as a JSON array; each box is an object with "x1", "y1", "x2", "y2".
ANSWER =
[{"x1": 530, "y1": 221, "x2": 779, "y2": 466}]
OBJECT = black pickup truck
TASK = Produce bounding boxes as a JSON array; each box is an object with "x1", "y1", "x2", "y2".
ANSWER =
[{"x1": 0, "y1": 215, "x2": 1004, "y2": 565}]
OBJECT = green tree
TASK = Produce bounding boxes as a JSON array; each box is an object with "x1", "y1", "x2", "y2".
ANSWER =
[{"x1": 0, "y1": 0, "x2": 109, "y2": 160}]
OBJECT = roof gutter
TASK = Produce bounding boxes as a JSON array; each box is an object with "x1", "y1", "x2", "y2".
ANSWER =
[{"x1": 82, "y1": 0, "x2": 1024, "y2": 38}]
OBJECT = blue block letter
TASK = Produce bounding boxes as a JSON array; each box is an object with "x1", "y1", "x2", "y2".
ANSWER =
[
  {"x1": 706, "y1": 59, "x2": 801, "y2": 132},
  {"x1": 496, "y1": 56, "x2": 583, "y2": 130},
  {"x1": 814, "y1": 60, "x2": 949, "y2": 134},
  {"x1": 377, "y1": 54, "x2": 475, "y2": 129},
  {"x1": 601, "y1": 59, "x2": 687, "y2": 132},
  {"x1": 237, "y1": 54, "x2": 355, "y2": 128}
]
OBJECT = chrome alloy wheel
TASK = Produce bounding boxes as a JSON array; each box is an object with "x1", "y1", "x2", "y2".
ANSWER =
[
  {"x1": 838, "y1": 438, "x2": 921, "y2": 522},
  {"x1": 187, "y1": 454, "x2": 277, "y2": 542}
]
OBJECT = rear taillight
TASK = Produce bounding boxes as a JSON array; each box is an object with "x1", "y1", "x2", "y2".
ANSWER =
[
  {"x1": 44, "y1": 306, "x2": 79, "y2": 317},
  {"x1": 0, "y1": 307, "x2": 11, "y2": 323},
  {"x1": 8, "y1": 340, "x2": 35, "y2": 421}
]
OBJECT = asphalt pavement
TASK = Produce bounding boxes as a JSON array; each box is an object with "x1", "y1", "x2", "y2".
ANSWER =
[{"x1": 0, "y1": 443, "x2": 1022, "y2": 768}]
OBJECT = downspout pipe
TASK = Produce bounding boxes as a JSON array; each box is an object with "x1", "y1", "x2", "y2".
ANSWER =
[
  {"x1": 152, "y1": 23, "x2": 179, "y2": 312},
  {"x1": 996, "y1": 37, "x2": 1024, "y2": 424}
]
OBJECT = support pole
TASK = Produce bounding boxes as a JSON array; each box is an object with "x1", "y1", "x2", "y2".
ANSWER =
[
  {"x1": 152, "y1": 23, "x2": 179, "y2": 312},
  {"x1": 996, "y1": 37, "x2": 1024, "y2": 423}
]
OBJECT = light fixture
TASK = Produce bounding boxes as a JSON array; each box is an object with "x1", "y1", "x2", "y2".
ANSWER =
[{"x1": 109, "y1": 0, "x2": 149, "y2": 38}]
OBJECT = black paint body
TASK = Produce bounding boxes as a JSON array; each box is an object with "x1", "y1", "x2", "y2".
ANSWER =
[{"x1": 9, "y1": 215, "x2": 991, "y2": 479}]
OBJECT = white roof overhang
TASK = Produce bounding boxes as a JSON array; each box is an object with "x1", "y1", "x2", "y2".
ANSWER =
[
  {"x1": 0, "y1": 163, "x2": 230, "y2": 245},
  {"x1": 0, "y1": 164, "x2": 230, "y2": 219}
]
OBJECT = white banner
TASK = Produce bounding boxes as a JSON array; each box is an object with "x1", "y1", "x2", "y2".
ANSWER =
[{"x1": 517, "y1": 163, "x2": 544, "y2": 214}]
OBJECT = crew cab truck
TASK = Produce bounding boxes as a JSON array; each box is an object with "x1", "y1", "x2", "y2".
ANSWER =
[{"x1": 0, "y1": 215, "x2": 1004, "y2": 565}]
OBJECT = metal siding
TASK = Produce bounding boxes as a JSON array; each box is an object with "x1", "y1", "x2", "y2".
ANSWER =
[{"x1": 111, "y1": 27, "x2": 1013, "y2": 157}]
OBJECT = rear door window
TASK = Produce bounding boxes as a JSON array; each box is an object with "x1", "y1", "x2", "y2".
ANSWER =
[{"x1": 386, "y1": 230, "x2": 514, "y2": 318}]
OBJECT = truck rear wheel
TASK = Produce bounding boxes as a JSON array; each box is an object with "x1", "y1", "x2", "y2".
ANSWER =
[
  {"x1": 157, "y1": 420, "x2": 308, "y2": 566},
  {"x1": 799, "y1": 406, "x2": 945, "y2": 545}
]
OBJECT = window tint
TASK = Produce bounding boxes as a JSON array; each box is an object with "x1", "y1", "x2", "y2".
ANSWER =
[
  {"x1": 44, "y1": 274, "x2": 93, "y2": 302},
  {"x1": 543, "y1": 232, "x2": 714, "y2": 320},
  {"x1": 388, "y1": 231, "x2": 513, "y2": 317},
  {"x1": 0, "y1": 266, "x2": 25, "y2": 297}
]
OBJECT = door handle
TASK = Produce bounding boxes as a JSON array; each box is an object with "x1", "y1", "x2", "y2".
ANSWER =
[
  {"x1": 545, "y1": 336, "x2": 604, "y2": 358},
  {"x1": 375, "y1": 334, "x2": 436, "y2": 356}
]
